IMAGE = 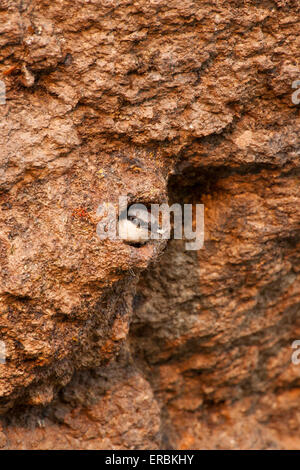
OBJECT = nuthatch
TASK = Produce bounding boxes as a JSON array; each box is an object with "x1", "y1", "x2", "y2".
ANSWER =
[{"x1": 118, "y1": 205, "x2": 164, "y2": 244}]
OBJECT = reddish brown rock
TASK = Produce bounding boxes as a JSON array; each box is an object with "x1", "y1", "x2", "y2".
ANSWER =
[{"x1": 0, "y1": 0, "x2": 299, "y2": 450}]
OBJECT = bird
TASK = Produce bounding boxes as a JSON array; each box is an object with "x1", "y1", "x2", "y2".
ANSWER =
[{"x1": 118, "y1": 205, "x2": 164, "y2": 244}]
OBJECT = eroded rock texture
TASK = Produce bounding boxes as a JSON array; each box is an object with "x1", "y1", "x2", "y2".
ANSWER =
[{"x1": 0, "y1": 0, "x2": 299, "y2": 449}]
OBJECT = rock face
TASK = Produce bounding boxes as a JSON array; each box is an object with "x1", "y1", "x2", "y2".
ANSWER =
[{"x1": 0, "y1": 0, "x2": 299, "y2": 449}]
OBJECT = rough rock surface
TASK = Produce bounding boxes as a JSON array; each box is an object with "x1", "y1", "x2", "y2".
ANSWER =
[{"x1": 0, "y1": 0, "x2": 299, "y2": 449}]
